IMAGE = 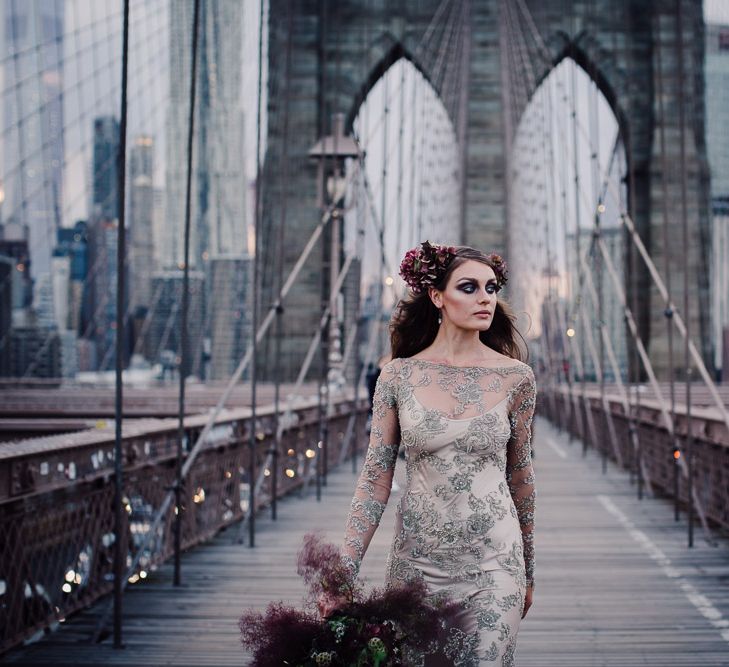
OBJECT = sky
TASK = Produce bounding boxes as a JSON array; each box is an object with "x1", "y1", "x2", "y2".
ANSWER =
[{"x1": 705, "y1": 0, "x2": 729, "y2": 24}]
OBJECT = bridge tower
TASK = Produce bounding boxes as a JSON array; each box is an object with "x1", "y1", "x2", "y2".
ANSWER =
[{"x1": 260, "y1": 0, "x2": 712, "y2": 382}]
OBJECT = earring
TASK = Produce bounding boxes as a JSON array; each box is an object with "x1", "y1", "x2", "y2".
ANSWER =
[{"x1": 437, "y1": 310, "x2": 442, "y2": 325}]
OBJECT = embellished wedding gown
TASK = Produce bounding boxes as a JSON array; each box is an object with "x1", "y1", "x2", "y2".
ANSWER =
[{"x1": 342, "y1": 357, "x2": 536, "y2": 666}]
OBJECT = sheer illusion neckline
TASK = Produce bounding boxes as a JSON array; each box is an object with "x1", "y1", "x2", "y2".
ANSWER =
[
  {"x1": 403, "y1": 357, "x2": 524, "y2": 371},
  {"x1": 409, "y1": 391, "x2": 510, "y2": 422}
]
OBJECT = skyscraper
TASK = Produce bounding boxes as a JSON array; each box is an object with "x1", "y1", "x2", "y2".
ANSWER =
[
  {"x1": 164, "y1": 0, "x2": 246, "y2": 271},
  {"x1": 208, "y1": 255, "x2": 250, "y2": 380},
  {"x1": 85, "y1": 218, "x2": 119, "y2": 370},
  {"x1": 11, "y1": 326, "x2": 61, "y2": 379},
  {"x1": 0, "y1": 1, "x2": 64, "y2": 278},
  {"x1": 0, "y1": 256, "x2": 12, "y2": 376},
  {"x1": 706, "y1": 21, "x2": 729, "y2": 377},
  {"x1": 55, "y1": 221, "x2": 89, "y2": 334},
  {"x1": 706, "y1": 24, "x2": 729, "y2": 201},
  {"x1": 129, "y1": 135, "x2": 155, "y2": 312},
  {"x1": 84, "y1": 116, "x2": 126, "y2": 370},
  {"x1": 92, "y1": 117, "x2": 120, "y2": 221},
  {"x1": 144, "y1": 270, "x2": 205, "y2": 378}
]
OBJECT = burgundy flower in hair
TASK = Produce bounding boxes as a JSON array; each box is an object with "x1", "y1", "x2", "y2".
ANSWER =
[
  {"x1": 487, "y1": 252, "x2": 509, "y2": 288},
  {"x1": 399, "y1": 240, "x2": 457, "y2": 294}
]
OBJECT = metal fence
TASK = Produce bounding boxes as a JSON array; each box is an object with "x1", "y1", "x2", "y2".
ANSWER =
[
  {"x1": 539, "y1": 389, "x2": 729, "y2": 532},
  {"x1": 0, "y1": 395, "x2": 368, "y2": 654}
]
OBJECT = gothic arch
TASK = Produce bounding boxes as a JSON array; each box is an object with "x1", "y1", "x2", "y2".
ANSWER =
[
  {"x1": 260, "y1": 0, "x2": 711, "y2": 381},
  {"x1": 344, "y1": 42, "x2": 439, "y2": 133}
]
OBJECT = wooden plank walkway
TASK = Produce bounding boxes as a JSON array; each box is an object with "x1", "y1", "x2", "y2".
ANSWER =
[{"x1": 6, "y1": 417, "x2": 729, "y2": 666}]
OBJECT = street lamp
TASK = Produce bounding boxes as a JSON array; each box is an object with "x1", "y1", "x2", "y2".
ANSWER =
[
  {"x1": 309, "y1": 113, "x2": 359, "y2": 207},
  {"x1": 309, "y1": 113, "x2": 359, "y2": 388},
  {"x1": 309, "y1": 114, "x2": 359, "y2": 492}
]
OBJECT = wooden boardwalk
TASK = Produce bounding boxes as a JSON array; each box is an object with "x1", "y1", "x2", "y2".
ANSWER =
[{"x1": 6, "y1": 417, "x2": 729, "y2": 666}]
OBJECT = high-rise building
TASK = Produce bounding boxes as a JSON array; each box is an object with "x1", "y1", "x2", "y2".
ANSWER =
[
  {"x1": 706, "y1": 21, "x2": 729, "y2": 378},
  {"x1": 0, "y1": 256, "x2": 12, "y2": 376},
  {"x1": 55, "y1": 221, "x2": 89, "y2": 333},
  {"x1": 84, "y1": 218, "x2": 121, "y2": 370},
  {"x1": 152, "y1": 187, "x2": 166, "y2": 269},
  {"x1": 0, "y1": 222, "x2": 32, "y2": 309},
  {"x1": 706, "y1": 24, "x2": 729, "y2": 200},
  {"x1": 164, "y1": 1, "x2": 246, "y2": 271},
  {"x1": 711, "y1": 201, "x2": 729, "y2": 380},
  {"x1": 33, "y1": 273, "x2": 56, "y2": 328},
  {"x1": 129, "y1": 136, "x2": 155, "y2": 312},
  {"x1": 11, "y1": 326, "x2": 61, "y2": 379},
  {"x1": 84, "y1": 116, "x2": 125, "y2": 371},
  {"x1": 144, "y1": 270, "x2": 205, "y2": 378},
  {"x1": 92, "y1": 116, "x2": 120, "y2": 221},
  {"x1": 59, "y1": 330, "x2": 78, "y2": 378},
  {"x1": 50, "y1": 254, "x2": 71, "y2": 331},
  {"x1": 208, "y1": 255, "x2": 251, "y2": 380},
  {"x1": 0, "y1": 2, "x2": 64, "y2": 278}
]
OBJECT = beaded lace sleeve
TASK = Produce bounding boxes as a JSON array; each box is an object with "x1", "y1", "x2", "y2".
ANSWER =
[
  {"x1": 506, "y1": 367, "x2": 537, "y2": 589},
  {"x1": 341, "y1": 364, "x2": 400, "y2": 577}
]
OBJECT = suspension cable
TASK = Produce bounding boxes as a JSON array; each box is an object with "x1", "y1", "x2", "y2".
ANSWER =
[
  {"x1": 174, "y1": 0, "x2": 201, "y2": 585},
  {"x1": 112, "y1": 0, "x2": 130, "y2": 647}
]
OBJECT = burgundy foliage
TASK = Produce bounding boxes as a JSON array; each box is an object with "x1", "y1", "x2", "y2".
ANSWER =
[{"x1": 240, "y1": 533, "x2": 458, "y2": 666}]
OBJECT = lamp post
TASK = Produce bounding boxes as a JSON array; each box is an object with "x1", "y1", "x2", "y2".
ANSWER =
[{"x1": 309, "y1": 113, "x2": 359, "y2": 489}]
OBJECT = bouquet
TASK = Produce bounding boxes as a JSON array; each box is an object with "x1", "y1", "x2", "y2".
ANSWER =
[{"x1": 240, "y1": 533, "x2": 457, "y2": 666}]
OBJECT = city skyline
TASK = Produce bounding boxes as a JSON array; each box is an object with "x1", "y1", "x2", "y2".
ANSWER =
[
  {"x1": 0, "y1": 1, "x2": 726, "y2": 381},
  {"x1": 0, "y1": 1, "x2": 258, "y2": 379}
]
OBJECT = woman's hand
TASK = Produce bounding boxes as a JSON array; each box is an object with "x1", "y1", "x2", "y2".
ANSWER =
[
  {"x1": 317, "y1": 591, "x2": 348, "y2": 618},
  {"x1": 521, "y1": 585, "x2": 533, "y2": 619}
]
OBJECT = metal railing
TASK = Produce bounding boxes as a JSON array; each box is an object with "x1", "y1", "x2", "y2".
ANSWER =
[
  {"x1": 0, "y1": 394, "x2": 368, "y2": 654},
  {"x1": 540, "y1": 387, "x2": 729, "y2": 533}
]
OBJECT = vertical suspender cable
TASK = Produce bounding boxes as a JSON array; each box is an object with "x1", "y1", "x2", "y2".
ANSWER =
[
  {"x1": 271, "y1": 0, "x2": 294, "y2": 521},
  {"x1": 569, "y1": 61, "x2": 588, "y2": 454},
  {"x1": 408, "y1": 67, "x2": 420, "y2": 249},
  {"x1": 113, "y1": 0, "x2": 130, "y2": 648},
  {"x1": 396, "y1": 62, "x2": 406, "y2": 254},
  {"x1": 655, "y1": 3, "x2": 680, "y2": 520},
  {"x1": 586, "y1": 0, "x2": 607, "y2": 473},
  {"x1": 351, "y1": 165, "x2": 367, "y2": 475},
  {"x1": 457, "y1": 0, "x2": 471, "y2": 243},
  {"x1": 316, "y1": 0, "x2": 329, "y2": 501},
  {"x1": 674, "y1": 0, "x2": 694, "y2": 546},
  {"x1": 552, "y1": 52, "x2": 573, "y2": 434},
  {"x1": 351, "y1": 3, "x2": 370, "y2": 476},
  {"x1": 324, "y1": 0, "x2": 345, "y2": 487},
  {"x1": 175, "y1": 0, "x2": 201, "y2": 583},
  {"x1": 623, "y1": 0, "x2": 643, "y2": 500},
  {"x1": 380, "y1": 66, "x2": 389, "y2": 345},
  {"x1": 563, "y1": 0, "x2": 577, "y2": 439},
  {"x1": 250, "y1": 0, "x2": 266, "y2": 546},
  {"x1": 543, "y1": 70, "x2": 560, "y2": 422}
]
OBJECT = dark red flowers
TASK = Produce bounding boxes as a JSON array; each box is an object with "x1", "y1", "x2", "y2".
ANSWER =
[
  {"x1": 398, "y1": 240, "x2": 457, "y2": 294},
  {"x1": 486, "y1": 252, "x2": 509, "y2": 288},
  {"x1": 398, "y1": 242, "x2": 508, "y2": 294},
  {"x1": 240, "y1": 533, "x2": 458, "y2": 666}
]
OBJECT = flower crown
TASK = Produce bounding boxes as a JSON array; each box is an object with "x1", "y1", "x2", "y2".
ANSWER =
[
  {"x1": 399, "y1": 241, "x2": 457, "y2": 294},
  {"x1": 399, "y1": 240, "x2": 509, "y2": 294},
  {"x1": 486, "y1": 252, "x2": 509, "y2": 288}
]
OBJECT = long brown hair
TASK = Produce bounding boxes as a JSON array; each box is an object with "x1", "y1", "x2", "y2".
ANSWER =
[{"x1": 390, "y1": 246, "x2": 528, "y2": 361}]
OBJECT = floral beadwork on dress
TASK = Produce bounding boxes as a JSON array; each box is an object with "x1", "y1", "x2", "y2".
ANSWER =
[{"x1": 342, "y1": 357, "x2": 537, "y2": 666}]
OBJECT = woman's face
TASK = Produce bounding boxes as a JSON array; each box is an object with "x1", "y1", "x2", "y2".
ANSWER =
[{"x1": 429, "y1": 259, "x2": 498, "y2": 331}]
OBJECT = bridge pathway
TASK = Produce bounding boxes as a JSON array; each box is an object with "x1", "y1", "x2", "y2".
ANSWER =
[{"x1": 6, "y1": 418, "x2": 729, "y2": 666}]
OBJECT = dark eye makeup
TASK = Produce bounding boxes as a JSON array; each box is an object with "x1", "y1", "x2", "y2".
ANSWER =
[{"x1": 456, "y1": 280, "x2": 500, "y2": 294}]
